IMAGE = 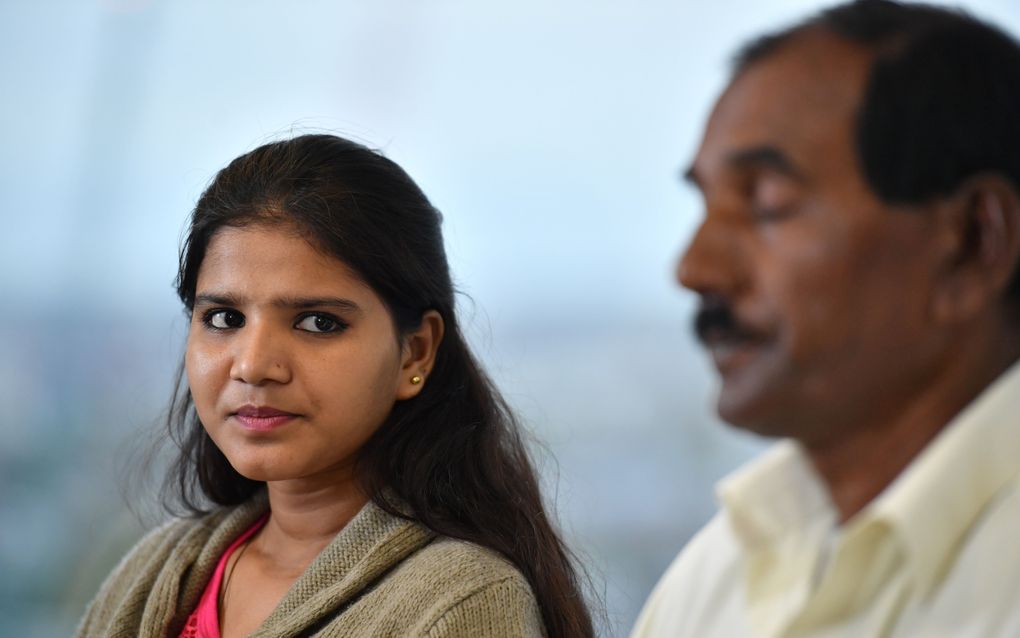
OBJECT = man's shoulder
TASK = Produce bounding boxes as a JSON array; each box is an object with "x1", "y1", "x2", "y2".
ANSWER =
[
  {"x1": 630, "y1": 512, "x2": 747, "y2": 637},
  {"x1": 919, "y1": 475, "x2": 1020, "y2": 632},
  {"x1": 653, "y1": 511, "x2": 746, "y2": 609}
]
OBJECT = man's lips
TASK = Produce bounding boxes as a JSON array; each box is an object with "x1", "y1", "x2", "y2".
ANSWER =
[
  {"x1": 701, "y1": 332, "x2": 770, "y2": 373},
  {"x1": 231, "y1": 405, "x2": 300, "y2": 432},
  {"x1": 692, "y1": 297, "x2": 772, "y2": 372}
]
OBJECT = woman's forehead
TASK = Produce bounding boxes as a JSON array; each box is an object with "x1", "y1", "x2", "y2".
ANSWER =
[{"x1": 197, "y1": 226, "x2": 370, "y2": 300}]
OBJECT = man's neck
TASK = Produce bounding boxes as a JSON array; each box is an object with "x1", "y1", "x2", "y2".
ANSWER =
[
  {"x1": 805, "y1": 399, "x2": 950, "y2": 524},
  {"x1": 806, "y1": 333, "x2": 1020, "y2": 524}
]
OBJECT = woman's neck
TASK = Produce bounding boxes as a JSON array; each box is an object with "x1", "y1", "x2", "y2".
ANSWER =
[{"x1": 255, "y1": 476, "x2": 370, "y2": 572}]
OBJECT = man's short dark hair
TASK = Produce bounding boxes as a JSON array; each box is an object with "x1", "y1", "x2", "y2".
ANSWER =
[{"x1": 735, "y1": 0, "x2": 1020, "y2": 300}]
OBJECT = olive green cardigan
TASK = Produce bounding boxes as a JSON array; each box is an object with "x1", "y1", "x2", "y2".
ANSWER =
[{"x1": 76, "y1": 495, "x2": 545, "y2": 637}]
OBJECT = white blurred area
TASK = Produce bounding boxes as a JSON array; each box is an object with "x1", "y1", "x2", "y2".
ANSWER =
[{"x1": 3, "y1": 1, "x2": 1019, "y2": 635}]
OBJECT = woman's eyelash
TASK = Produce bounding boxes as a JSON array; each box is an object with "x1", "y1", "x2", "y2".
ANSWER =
[
  {"x1": 197, "y1": 309, "x2": 349, "y2": 334},
  {"x1": 201, "y1": 308, "x2": 244, "y2": 330},
  {"x1": 295, "y1": 312, "x2": 349, "y2": 334}
]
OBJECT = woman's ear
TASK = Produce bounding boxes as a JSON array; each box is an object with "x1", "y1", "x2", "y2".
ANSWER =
[
  {"x1": 930, "y1": 175, "x2": 1020, "y2": 325},
  {"x1": 395, "y1": 310, "x2": 445, "y2": 400}
]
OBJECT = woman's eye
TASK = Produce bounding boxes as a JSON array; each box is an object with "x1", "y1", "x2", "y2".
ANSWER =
[
  {"x1": 295, "y1": 313, "x2": 345, "y2": 334},
  {"x1": 205, "y1": 309, "x2": 244, "y2": 329}
]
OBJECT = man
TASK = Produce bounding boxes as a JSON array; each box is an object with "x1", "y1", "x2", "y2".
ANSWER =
[{"x1": 632, "y1": 1, "x2": 1020, "y2": 636}]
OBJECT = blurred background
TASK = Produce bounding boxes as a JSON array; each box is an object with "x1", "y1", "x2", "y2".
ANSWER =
[{"x1": 3, "y1": 0, "x2": 1019, "y2": 635}]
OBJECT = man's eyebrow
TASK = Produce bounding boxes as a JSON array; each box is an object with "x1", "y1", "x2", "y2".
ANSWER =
[
  {"x1": 727, "y1": 145, "x2": 805, "y2": 181},
  {"x1": 193, "y1": 293, "x2": 362, "y2": 313},
  {"x1": 681, "y1": 145, "x2": 805, "y2": 188}
]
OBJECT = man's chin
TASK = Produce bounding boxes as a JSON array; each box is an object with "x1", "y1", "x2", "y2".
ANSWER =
[
  {"x1": 719, "y1": 414, "x2": 791, "y2": 440},
  {"x1": 714, "y1": 380, "x2": 793, "y2": 439}
]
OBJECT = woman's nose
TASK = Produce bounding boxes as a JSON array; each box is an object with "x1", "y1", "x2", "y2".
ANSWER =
[{"x1": 229, "y1": 321, "x2": 292, "y2": 386}]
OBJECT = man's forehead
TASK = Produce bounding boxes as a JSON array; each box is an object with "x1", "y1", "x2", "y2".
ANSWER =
[
  {"x1": 740, "y1": 30, "x2": 871, "y2": 98},
  {"x1": 691, "y1": 31, "x2": 874, "y2": 182}
]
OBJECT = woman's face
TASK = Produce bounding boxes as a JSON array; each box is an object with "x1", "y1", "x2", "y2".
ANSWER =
[{"x1": 186, "y1": 225, "x2": 414, "y2": 485}]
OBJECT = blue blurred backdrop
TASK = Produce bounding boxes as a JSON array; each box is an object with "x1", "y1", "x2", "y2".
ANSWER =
[{"x1": 3, "y1": 1, "x2": 1019, "y2": 635}]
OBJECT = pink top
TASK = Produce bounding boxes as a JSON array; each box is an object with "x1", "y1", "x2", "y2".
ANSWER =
[{"x1": 177, "y1": 514, "x2": 269, "y2": 638}]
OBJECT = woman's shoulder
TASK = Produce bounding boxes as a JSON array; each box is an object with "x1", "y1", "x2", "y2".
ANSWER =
[
  {"x1": 411, "y1": 535, "x2": 532, "y2": 588},
  {"x1": 75, "y1": 501, "x2": 264, "y2": 638},
  {"x1": 356, "y1": 501, "x2": 533, "y2": 594},
  {"x1": 74, "y1": 515, "x2": 205, "y2": 637},
  {"x1": 100, "y1": 506, "x2": 235, "y2": 573},
  {"x1": 368, "y1": 534, "x2": 545, "y2": 637},
  {"x1": 92, "y1": 515, "x2": 206, "y2": 592}
]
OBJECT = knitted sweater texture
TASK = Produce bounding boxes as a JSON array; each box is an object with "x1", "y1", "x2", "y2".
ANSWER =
[{"x1": 76, "y1": 496, "x2": 545, "y2": 637}]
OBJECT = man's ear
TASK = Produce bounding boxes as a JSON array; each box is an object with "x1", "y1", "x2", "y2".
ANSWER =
[
  {"x1": 395, "y1": 310, "x2": 445, "y2": 400},
  {"x1": 930, "y1": 174, "x2": 1020, "y2": 324}
]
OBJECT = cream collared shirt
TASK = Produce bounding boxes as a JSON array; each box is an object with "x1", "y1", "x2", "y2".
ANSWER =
[{"x1": 631, "y1": 361, "x2": 1020, "y2": 638}]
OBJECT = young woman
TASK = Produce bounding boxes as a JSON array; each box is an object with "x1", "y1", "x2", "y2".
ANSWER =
[{"x1": 77, "y1": 134, "x2": 593, "y2": 638}]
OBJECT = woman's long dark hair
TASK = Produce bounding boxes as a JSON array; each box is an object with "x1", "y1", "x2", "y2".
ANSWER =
[{"x1": 165, "y1": 134, "x2": 594, "y2": 637}]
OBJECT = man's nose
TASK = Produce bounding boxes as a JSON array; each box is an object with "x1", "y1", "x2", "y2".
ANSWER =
[
  {"x1": 675, "y1": 216, "x2": 748, "y2": 296},
  {"x1": 229, "y1": 321, "x2": 292, "y2": 386}
]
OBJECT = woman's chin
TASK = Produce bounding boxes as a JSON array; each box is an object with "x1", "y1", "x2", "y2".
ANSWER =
[{"x1": 225, "y1": 456, "x2": 292, "y2": 483}]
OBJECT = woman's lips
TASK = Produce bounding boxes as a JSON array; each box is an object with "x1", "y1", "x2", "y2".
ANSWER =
[{"x1": 232, "y1": 405, "x2": 299, "y2": 432}]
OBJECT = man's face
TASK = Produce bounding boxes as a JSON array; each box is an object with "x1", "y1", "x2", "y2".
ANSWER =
[{"x1": 680, "y1": 32, "x2": 949, "y2": 444}]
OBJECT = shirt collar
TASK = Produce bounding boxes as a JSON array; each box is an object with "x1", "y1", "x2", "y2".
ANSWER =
[
  {"x1": 717, "y1": 359, "x2": 1020, "y2": 596},
  {"x1": 866, "y1": 359, "x2": 1020, "y2": 597},
  {"x1": 717, "y1": 439, "x2": 836, "y2": 551}
]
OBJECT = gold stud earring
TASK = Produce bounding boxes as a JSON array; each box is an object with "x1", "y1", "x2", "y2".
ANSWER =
[{"x1": 410, "y1": 375, "x2": 423, "y2": 385}]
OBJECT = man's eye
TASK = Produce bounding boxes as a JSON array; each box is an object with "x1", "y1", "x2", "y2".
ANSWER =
[
  {"x1": 295, "y1": 313, "x2": 346, "y2": 334},
  {"x1": 205, "y1": 309, "x2": 244, "y2": 329},
  {"x1": 750, "y1": 175, "x2": 799, "y2": 222},
  {"x1": 750, "y1": 205, "x2": 796, "y2": 222}
]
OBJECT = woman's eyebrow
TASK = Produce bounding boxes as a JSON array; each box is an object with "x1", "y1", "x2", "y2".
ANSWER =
[
  {"x1": 273, "y1": 296, "x2": 362, "y2": 312},
  {"x1": 192, "y1": 293, "x2": 362, "y2": 313},
  {"x1": 193, "y1": 292, "x2": 240, "y2": 307}
]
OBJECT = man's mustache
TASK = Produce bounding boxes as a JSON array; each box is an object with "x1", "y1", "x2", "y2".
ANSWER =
[{"x1": 693, "y1": 296, "x2": 764, "y2": 344}]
